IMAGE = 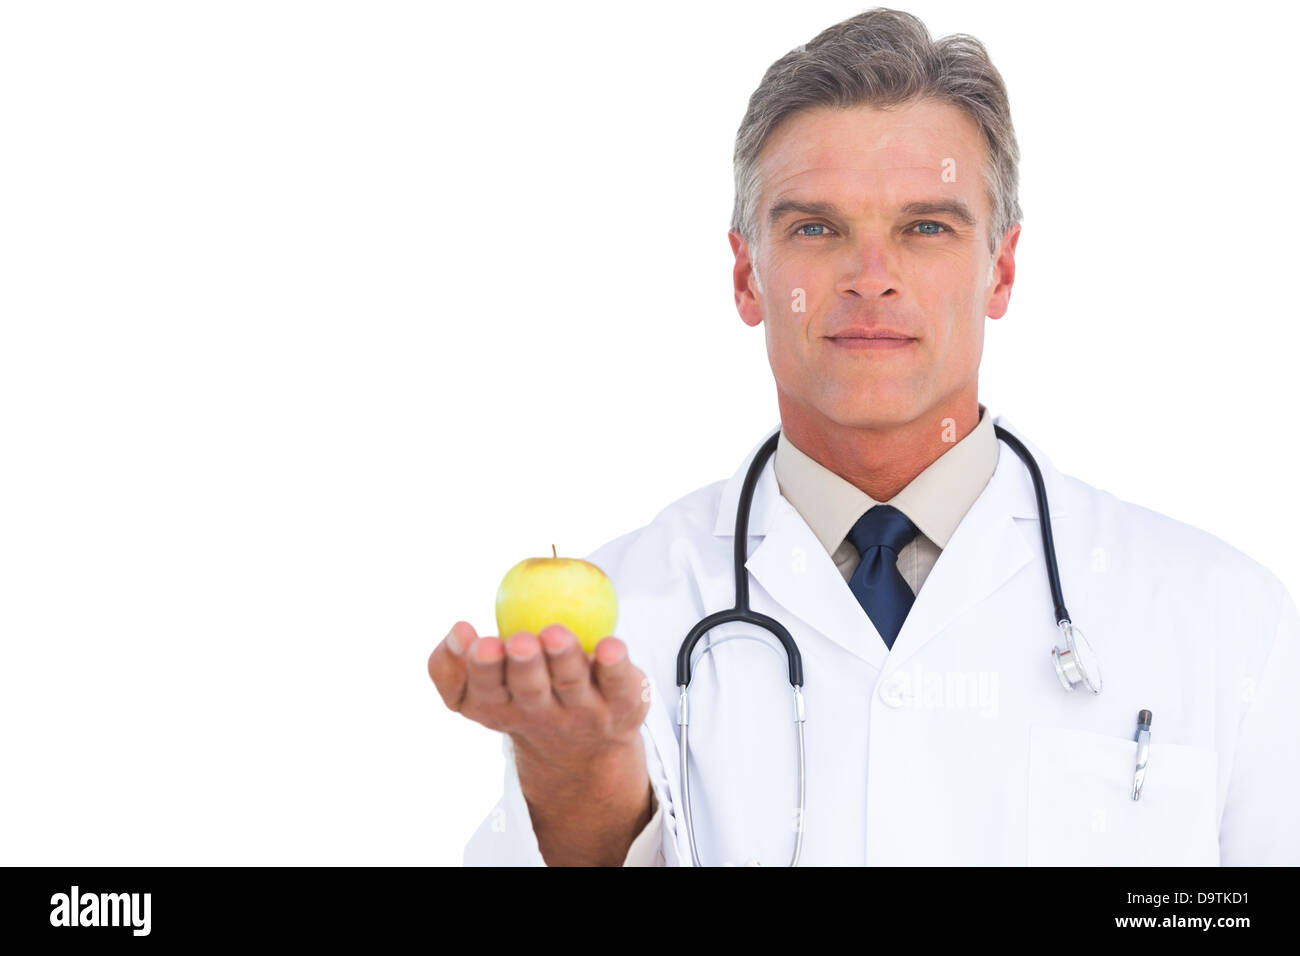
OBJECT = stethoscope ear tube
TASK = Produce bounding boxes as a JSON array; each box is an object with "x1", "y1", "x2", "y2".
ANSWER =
[
  {"x1": 993, "y1": 426, "x2": 1069, "y2": 623},
  {"x1": 675, "y1": 430, "x2": 803, "y2": 690},
  {"x1": 994, "y1": 425, "x2": 1101, "y2": 695}
]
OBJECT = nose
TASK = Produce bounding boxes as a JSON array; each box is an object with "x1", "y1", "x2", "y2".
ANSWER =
[{"x1": 836, "y1": 238, "x2": 898, "y2": 298}]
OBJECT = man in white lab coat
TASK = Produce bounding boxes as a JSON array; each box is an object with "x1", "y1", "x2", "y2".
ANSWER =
[{"x1": 430, "y1": 8, "x2": 1300, "y2": 865}]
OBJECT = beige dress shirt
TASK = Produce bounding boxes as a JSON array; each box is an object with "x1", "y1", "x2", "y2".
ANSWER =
[{"x1": 619, "y1": 403, "x2": 1000, "y2": 865}]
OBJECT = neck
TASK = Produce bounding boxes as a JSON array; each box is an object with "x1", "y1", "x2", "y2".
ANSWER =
[{"x1": 776, "y1": 385, "x2": 980, "y2": 502}]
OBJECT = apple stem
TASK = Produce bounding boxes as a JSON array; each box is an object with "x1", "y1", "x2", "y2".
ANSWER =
[{"x1": 552, "y1": 544, "x2": 557, "y2": 558}]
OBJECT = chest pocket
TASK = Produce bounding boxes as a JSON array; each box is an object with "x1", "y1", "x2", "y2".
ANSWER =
[{"x1": 1026, "y1": 724, "x2": 1219, "y2": 865}]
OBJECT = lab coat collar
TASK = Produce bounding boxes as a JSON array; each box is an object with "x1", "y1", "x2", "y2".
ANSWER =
[{"x1": 711, "y1": 412, "x2": 1071, "y2": 670}]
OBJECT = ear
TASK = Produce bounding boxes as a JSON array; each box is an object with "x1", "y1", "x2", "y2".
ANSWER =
[
  {"x1": 729, "y1": 230, "x2": 764, "y2": 328},
  {"x1": 985, "y1": 223, "x2": 1021, "y2": 321}
]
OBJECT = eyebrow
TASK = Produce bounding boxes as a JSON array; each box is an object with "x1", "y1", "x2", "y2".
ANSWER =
[{"x1": 767, "y1": 197, "x2": 976, "y2": 229}]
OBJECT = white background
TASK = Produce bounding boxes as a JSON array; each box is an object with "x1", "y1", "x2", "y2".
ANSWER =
[{"x1": 1, "y1": 0, "x2": 1297, "y2": 865}]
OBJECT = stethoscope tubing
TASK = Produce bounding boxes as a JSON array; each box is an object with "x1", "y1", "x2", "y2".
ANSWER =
[{"x1": 674, "y1": 423, "x2": 1079, "y2": 866}]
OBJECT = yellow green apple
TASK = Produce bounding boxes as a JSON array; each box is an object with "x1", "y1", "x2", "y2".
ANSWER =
[{"x1": 494, "y1": 546, "x2": 618, "y2": 655}]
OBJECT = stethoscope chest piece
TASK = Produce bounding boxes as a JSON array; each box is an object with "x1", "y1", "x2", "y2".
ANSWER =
[{"x1": 1052, "y1": 619, "x2": 1103, "y2": 694}]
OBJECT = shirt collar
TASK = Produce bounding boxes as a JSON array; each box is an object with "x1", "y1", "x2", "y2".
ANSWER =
[{"x1": 773, "y1": 403, "x2": 999, "y2": 554}]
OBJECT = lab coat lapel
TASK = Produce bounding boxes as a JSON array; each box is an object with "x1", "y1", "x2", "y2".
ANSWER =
[
  {"x1": 884, "y1": 414, "x2": 1070, "y2": 671},
  {"x1": 713, "y1": 426, "x2": 888, "y2": 670},
  {"x1": 746, "y1": 495, "x2": 891, "y2": 670}
]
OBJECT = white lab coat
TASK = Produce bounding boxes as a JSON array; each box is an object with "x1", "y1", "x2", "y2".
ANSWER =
[{"x1": 463, "y1": 414, "x2": 1300, "y2": 865}]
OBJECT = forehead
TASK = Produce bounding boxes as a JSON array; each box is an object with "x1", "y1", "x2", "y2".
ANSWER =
[{"x1": 757, "y1": 99, "x2": 988, "y2": 214}]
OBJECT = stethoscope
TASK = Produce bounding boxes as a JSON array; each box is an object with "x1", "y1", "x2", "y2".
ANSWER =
[{"x1": 674, "y1": 425, "x2": 1102, "y2": 867}]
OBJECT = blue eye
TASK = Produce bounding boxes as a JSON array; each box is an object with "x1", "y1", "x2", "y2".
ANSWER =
[
  {"x1": 913, "y1": 221, "x2": 948, "y2": 236},
  {"x1": 794, "y1": 223, "x2": 833, "y2": 238}
]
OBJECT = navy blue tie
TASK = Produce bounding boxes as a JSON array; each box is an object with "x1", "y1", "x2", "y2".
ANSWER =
[{"x1": 846, "y1": 505, "x2": 921, "y2": 650}]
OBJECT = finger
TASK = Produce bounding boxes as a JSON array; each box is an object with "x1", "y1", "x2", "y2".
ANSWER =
[
  {"x1": 538, "y1": 624, "x2": 597, "y2": 709},
  {"x1": 464, "y1": 634, "x2": 509, "y2": 709},
  {"x1": 503, "y1": 630, "x2": 558, "y2": 715},
  {"x1": 591, "y1": 636, "x2": 647, "y2": 723},
  {"x1": 429, "y1": 621, "x2": 478, "y2": 712}
]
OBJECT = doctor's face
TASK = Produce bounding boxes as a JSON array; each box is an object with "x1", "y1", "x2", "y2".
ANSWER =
[{"x1": 730, "y1": 98, "x2": 1019, "y2": 432}]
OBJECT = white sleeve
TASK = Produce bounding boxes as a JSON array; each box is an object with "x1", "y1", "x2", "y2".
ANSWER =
[
  {"x1": 461, "y1": 734, "x2": 548, "y2": 867},
  {"x1": 1218, "y1": 585, "x2": 1300, "y2": 865}
]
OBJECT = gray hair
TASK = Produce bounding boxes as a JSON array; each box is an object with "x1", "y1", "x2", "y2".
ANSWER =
[{"x1": 731, "y1": 7, "x2": 1022, "y2": 274}]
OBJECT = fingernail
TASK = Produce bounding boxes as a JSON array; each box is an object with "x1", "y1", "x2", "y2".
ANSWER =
[
  {"x1": 540, "y1": 630, "x2": 567, "y2": 655},
  {"x1": 595, "y1": 639, "x2": 624, "y2": 665},
  {"x1": 445, "y1": 626, "x2": 464, "y2": 656}
]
